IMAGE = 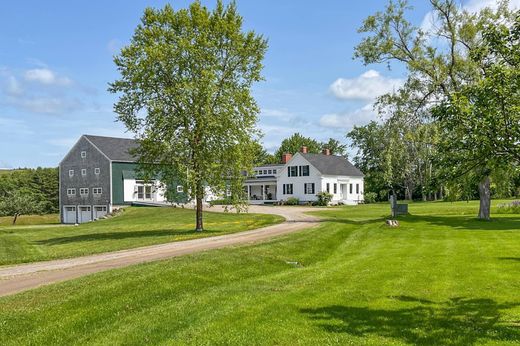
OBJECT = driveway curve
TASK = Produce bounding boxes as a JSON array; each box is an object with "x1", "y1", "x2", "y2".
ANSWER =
[{"x1": 0, "y1": 205, "x2": 320, "y2": 297}]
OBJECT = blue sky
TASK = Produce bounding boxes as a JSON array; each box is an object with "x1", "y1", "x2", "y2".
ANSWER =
[{"x1": 0, "y1": 0, "x2": 507, "y2": 167}]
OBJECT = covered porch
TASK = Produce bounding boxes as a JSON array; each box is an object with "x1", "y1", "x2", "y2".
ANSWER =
[{"x1": 244, "y1": 179, "x2": 277, "y2": 204}]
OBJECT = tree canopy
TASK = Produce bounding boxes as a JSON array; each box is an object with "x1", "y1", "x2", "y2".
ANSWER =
[
  {"x1": 109, "y1": 1, "x2": 268, "y2": 231},
  {"x1": 353, "y1": 0, "x2": 520, "y2": 218}
]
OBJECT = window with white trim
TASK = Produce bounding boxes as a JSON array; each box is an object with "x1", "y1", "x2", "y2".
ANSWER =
[
  {"x1": 333, "y1": 183, "x2": 337, "y2": 194},
  {"x1": 177, "y1": 185, "x2": 184, "y2": 193},
  {"x1": 282, "y1": 183, "x2": 293, "y2": 195},
  {"x1": 69, "y1": 169, "x2": 74, "y2": 177},
  {"x1": 304, "y1": 183, "x2": 315, "y2": 194},
  {"x1": 80, "y1": 188, "x2": 89, "y2": 196},
  {"x1": 81, "y1": 169, "x2": 87, "y2": 176},
  {"x1": 93, "y1": 187, "x2": 102, "y2": 196},
  {"x1": 288, "y1": 166, "x2": 298, "y2": 177},
  {"x1": 273, "y1": 169, "x2": 277, "y2": 174},
  {"x1": 67, "y1": 188, "x2": 76, "y2": 197},
  {"x1": 301, "y1": 165, "x2": 309, "y2": 176},
  {"x1": 81, "y1": 151, "x2": 86, "y2": 158},
  {"x1": 94, "y1": 168, "x2": 100, "y2": 175}
]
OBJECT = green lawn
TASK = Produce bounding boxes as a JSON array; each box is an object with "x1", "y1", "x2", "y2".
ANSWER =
[
  {"x1": 0, "y1": 213, "x2": 60, "y2": 227},
  {"x1": 0, "y1": 207, "x2": 284, "y2": 265},
  {"x1": 1, "y1": 201, "x2": 519, "y2": 345}
]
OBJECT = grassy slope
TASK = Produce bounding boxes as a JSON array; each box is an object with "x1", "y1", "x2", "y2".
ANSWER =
[
  {"x1": 0, "y1": 207, "x2": 284, "y2": 265},
  {"x1": 0, "y1": 201, "x2": 519, "y2": 345},
  {"x1": 0, "y1": 214, "x2": 59, "y2": 227}
]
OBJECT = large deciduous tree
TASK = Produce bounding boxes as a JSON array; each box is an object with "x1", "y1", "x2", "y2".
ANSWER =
[
  {"x1": 434, "y1": 13, "x2": 520, "y2": 218},
  {"x1": 354, "y1": 0, "x2": 516, "y2": 219},
  {"x1": 109, "y1": 1, "x2": 267, "y2": 231}
]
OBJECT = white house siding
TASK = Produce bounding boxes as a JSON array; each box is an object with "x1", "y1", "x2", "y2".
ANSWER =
[
  {"x1": 322, "y1": 175, "x2": 364, "y2": 204},
  {"x1": 276, "y1": 154, "x2": 322, "y2": 202},
  {"x1": 123, "y1": 178, "x2": 167, "y2": 203}
]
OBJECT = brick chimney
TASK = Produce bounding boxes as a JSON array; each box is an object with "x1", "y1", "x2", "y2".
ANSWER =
[
  {"x1": 300, "y1": 146, "x2": 308, "y2": 154},
  {"x1": 281, "y1": 153, "x2": 292, "y2": 164},
  {"x1": 322, "y1": 148, "x2": 331, "y2": 156}
]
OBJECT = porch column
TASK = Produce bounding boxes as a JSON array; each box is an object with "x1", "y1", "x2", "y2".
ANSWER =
[{"x1": 247, "y1": 185, "x2": 251, "y2": 201}]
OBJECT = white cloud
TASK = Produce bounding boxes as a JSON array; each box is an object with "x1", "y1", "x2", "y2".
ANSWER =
[
  {"x1": 319, "y1": 104, "x2": 377, "y2": 130},
  {"x1": 24, "y1": 68, "x2": 72, "y2": 86},
  {"x1": 464, "y1": 0, "x2": 520, "y2": 13},
  {"x1": 421, "y1": 0, "x2": 520, "y2": 33},
  {"x1": 330, "y1": 70, "x2": 404, "y2": 101},
  {"x1": 11, "y1": 97, "x2": 83, "y2": 115},
  {"x1": 0, "y1": 66, "x2": 94, "y2": 115}
]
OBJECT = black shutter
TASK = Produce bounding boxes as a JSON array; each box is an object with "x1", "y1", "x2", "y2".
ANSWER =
[{"x1": 283, "y1": 184, "x2": 286, "y2": 194}]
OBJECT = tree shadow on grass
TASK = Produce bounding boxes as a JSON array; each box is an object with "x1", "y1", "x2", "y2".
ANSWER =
[
  {"x1": 498, "y1": 257, "x2": 520, "y2": 262},
  {"x1": 34, "y1": 229, "x2": 222, "y2": 245},
  {"x1": 323, "y1": 214, "x2": 520, "y2": 231},
  {"x1": 300, "y1": 296, "x2": 520, "y2": 345},
  {"x1": 400, "y1": 215, "x2": 520, "y2": 231}
]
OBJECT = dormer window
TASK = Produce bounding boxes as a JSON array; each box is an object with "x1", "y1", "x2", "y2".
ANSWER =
[{"x1": 81, "y1": 151, "x2": 86, "y2": 158}]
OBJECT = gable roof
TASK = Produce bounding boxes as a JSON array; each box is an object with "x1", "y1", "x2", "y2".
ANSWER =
[
  {"x1": 300, "y1": 153, "x2": 363, "y2": 177},
  {"x1": 83, "y1": 135, "x2": 138, "y2": 162}
]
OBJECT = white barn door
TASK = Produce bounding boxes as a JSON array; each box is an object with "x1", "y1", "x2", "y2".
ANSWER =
[
  {"x1": 93, "y1": 206, "x2": 108, "y2": 219},
  {"x1": 78, "y1": 206, "x2": 92, "y2": 223},
  {"x1": 63, "y1": 206, "x2": 76, "y2": 224}
]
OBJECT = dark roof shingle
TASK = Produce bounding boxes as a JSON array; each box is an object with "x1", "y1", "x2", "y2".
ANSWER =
[
  {"x1": 301, "y1": 153, "x2": 363, "y2": 177},
  {"x1": 84, "y1": 135, "x2": 138, "y2": 162}
]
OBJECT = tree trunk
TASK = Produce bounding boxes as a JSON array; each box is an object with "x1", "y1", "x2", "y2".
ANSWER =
[
  {"x1": 478, "y1": 176, "x2": 491, "y2": 220},
  {"x1": 439, "y1": 186, "x2": 444, "y2": 200},
  {"x1": 12, "y1": 213, "x2": 19, "y2": 225},
  {"x1": 195, "y1": 184, "x2": 204, "y2": 232}
]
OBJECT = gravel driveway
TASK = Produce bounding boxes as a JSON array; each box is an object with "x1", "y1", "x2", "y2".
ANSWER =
[{"x1": 0, "y1": 205, "x2": 321, "y2": 297}]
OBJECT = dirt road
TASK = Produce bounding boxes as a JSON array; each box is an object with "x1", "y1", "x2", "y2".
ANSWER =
[{"x1": 0, "y1": 206, "x2": 320, "y2": 297}]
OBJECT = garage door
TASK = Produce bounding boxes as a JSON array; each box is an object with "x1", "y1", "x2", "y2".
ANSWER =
[
  {"x1": 78, "y1": 206, "x2": 92, "y2": 223},
  {"x1": 63, "y1": 206, "x2": 76, "y2": 224},
  {"x1": 93, "y1": 205, "x2": 108, "y2": 219}
]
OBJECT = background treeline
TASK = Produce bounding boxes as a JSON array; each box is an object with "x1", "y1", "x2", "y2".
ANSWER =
[
  {"x1": 0, "y1": 168, "x2": 59, "y2": 217},
  {"x1": 347, "y1": 121, "x2": 520, "y2": 203}
]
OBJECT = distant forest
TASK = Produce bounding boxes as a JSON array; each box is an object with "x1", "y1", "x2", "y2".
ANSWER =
[{"x1": 0, "y1": 168, "x2": 58, "y2": 216}]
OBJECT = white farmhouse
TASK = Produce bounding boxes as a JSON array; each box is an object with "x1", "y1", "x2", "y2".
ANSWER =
[{"x1": 244, "y1": 146, "x2": 364, "y2": 205}]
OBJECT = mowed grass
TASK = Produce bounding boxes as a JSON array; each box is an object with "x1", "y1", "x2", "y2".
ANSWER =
[
  {"x1": 0, "y1": 214, "x2": 59, "y2": 227},
  {"x1": 0, "y1": 207, "x2": 284, "y2": 265},
  {"x1": 1, "y1": 201, "x2": 519, "y2": 345}
]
